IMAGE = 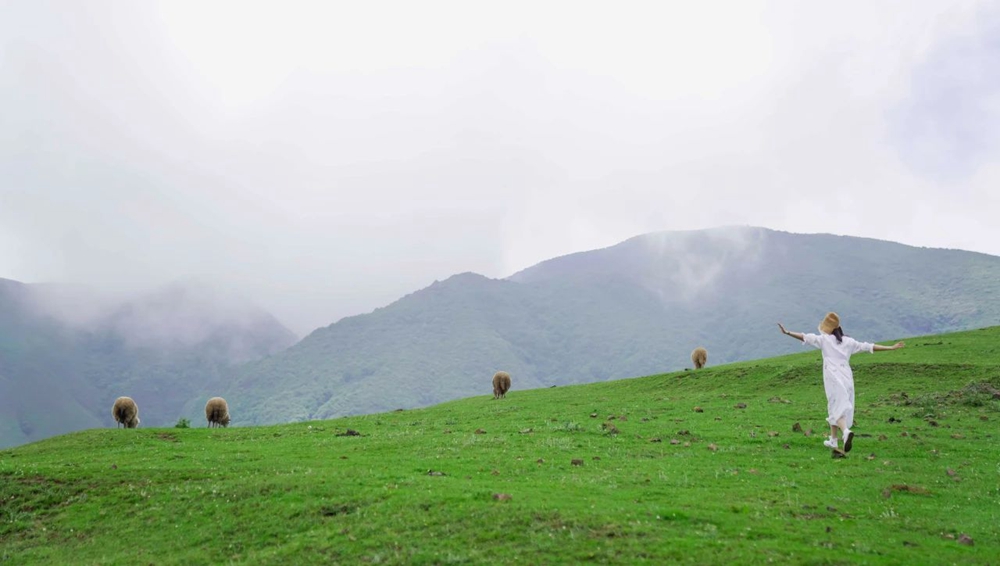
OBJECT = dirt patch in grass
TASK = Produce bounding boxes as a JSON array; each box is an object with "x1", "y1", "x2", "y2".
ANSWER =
[
  {"x1": 319, "y1": 504, "x2": 355, "y2": 516},
  {"x1": 882, "y1": 484, "x2": 931, "y2": 498},
  {"x1": 589, "y1": 524, "x2": 625, "y2": 538}
]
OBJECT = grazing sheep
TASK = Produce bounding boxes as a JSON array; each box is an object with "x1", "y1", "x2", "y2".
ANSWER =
[
  {"x1": 205, "y1": 397, "x2": 231, "y2": 428},
  {"x1": 492, "y1": 371, "x2": 511, "y2": 399},
  {"x1": 691, "y1": 347, "x2": 708, "y2": 370},
  {"x1": 112, "y1": 396, "x2": 140, "y2": 428}
]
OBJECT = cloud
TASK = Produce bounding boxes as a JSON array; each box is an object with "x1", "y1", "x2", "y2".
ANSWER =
[
  {"x1": 637, "y1": 227, "x2": 767, "y2": 301},
  {"x1": 890, "y1": 4, "x2": 1000, "y2": 181},
  {"x1": 2, "y1": 1, "x2": 999, "y2": 334}
]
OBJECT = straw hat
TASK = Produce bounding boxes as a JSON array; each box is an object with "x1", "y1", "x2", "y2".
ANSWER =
[{"x1": 819, "y1": 312, "x2": 840, "y2": 334}]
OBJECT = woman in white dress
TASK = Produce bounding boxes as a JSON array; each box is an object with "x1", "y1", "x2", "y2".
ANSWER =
[{"x1": 778, "y1": 312, "x2": 904, "y2": 453}]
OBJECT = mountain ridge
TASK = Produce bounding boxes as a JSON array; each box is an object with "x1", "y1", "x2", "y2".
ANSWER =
[
  {"x1": 5, "y1": 226, "x2": 1000, "y2": 446},
  {"x1": 225, "y1": 227, "x2": 1000, "y2": 426}
]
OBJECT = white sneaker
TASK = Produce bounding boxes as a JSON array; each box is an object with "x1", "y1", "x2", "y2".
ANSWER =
[{"x1": 823, "y1": 438, "x2": 838, "y2": 449}]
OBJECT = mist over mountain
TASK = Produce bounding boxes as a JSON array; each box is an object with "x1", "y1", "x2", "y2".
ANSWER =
[
  {"x1": 0, "y1": 280, "x2": 295, "y2": 447},
  {"x1": 225, "y1": 227, "x2": 1000, "y2": 425},
  {"x1": 5, "y1": 226, "x2": 1000, "y2": 447}
]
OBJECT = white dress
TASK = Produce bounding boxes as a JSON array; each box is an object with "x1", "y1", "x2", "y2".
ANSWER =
[{"x1": 802, "y1": 333, "x2": 874, "y2": 429}]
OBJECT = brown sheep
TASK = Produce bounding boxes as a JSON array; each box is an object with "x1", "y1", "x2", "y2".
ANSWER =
[
  {"x1": 492, "y1": 371, "x2": 511, "y2": 399},
  {"x1": 112, "y1": 396, "x2": 140, "y2": 428},
  {"x1": 205, "y1": 397, "x2": 231, "y2": 428},
  {"x1": 691, "y1": 347, "x2": 708, "y2": 370}
]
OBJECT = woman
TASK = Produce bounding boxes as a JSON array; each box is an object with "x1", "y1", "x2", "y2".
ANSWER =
[{"x1": 778, "y1": 313, "x2": 904, "y2": 453}]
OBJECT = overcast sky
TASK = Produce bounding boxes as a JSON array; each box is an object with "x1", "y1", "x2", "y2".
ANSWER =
[{"x1": 2, "y1": 1, "x2": 999, "y2": 335}]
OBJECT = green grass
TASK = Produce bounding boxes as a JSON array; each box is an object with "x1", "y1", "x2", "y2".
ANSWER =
[{"x1": 3, "y1": 327, "x2": 1000, "y2": 564}]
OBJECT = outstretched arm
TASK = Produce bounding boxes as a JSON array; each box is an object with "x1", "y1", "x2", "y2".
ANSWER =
[
  {"x1": 874, "y1": 341, "x2": 905, "y2": 351},
  {"x1": 777, "y1": 323, "x2": 804, "y2": 342}
]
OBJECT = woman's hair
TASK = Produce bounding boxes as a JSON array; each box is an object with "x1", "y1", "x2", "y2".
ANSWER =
[{"x1": 832, "y1": 327, "x2": 845, "y2": 343}]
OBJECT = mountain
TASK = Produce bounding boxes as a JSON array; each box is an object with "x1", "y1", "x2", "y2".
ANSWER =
[
  {"x1": 226, "y1": 227, "x2": 1000, "y2": 425},
  {"x1": 0, "y1": 280, "x2": 296, "y2": 448},
  {"x1": 0, "y1": 279, "x2": 100, "y2": 447},
  {"x1": 7, "y1": 226, "x2": 1000, "y2": 444}
]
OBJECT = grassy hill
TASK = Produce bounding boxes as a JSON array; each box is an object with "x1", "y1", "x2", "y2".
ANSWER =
[
  {"x1": 3, "y1": 326, "x2": 998, "y2": 564},
  {"x1": 228, "y1": 227, "x2": 1000, "y2": 425}
]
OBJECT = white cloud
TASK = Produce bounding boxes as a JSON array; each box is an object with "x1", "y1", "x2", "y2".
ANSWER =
[{"x1": 1, "y1": 1, "x2": 998, "y2": 334}]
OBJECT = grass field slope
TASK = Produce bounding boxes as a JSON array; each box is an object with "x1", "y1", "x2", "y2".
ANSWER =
[{"x1": 2, "y1": 327, "x2": 999, "y2": 564}]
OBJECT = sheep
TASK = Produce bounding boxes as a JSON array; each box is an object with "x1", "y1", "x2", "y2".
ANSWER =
[
  {"x1": 205, "y1": 397, "x2": 231, "y2": 428},
  {"x1": 492, "y1": 371, "x2": 511, "y2": 399},
  {"x1": 112, "y1": 396, "x2": 140, "y2": 428},
  {"x1": 691, "y1": 347, "x2": 708, "y2": 370}
]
